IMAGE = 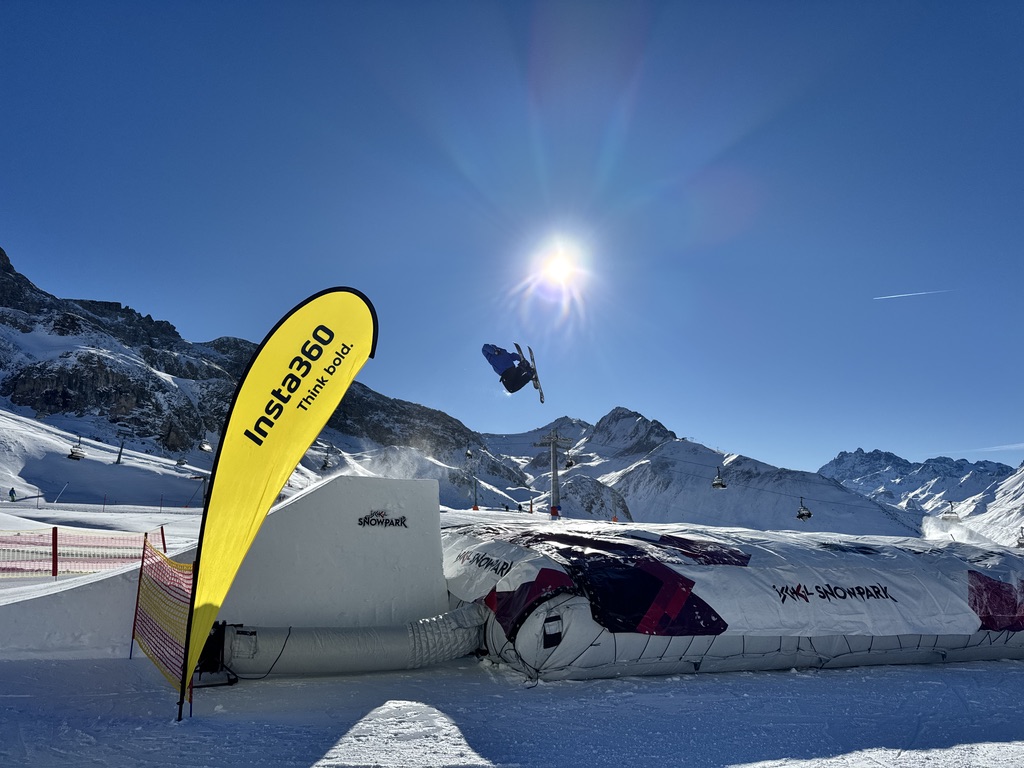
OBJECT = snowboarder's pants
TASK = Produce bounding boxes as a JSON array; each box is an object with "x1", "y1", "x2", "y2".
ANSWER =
[{"x1": 500, "y1": 364, "x2": 534, "y2": 393}]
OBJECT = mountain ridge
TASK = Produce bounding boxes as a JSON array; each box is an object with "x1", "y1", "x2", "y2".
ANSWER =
[
  {"x1": 820, "y1": 447, "x2": 1015, "y2": 515},
  {"x1": 2, "y1": 246, "x2": 1021, "y2": 542}
]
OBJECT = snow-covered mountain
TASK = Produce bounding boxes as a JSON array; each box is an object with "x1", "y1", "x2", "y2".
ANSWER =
[
  {"x1": 473, "y1": 408, "x2": 917, "y2": 535},
  {"x1": 820, "y1": 448, "x2": 1015, "y2": 511},
  {"x1": 0, "y1": 246, "x2": 250, "y2": 451},
  {"x1": 819, "y1": 447, "x2": 1024, "y2": 544},
  {"x1": 0, "y1": 245, "x2": 1013, "y2": 539}
]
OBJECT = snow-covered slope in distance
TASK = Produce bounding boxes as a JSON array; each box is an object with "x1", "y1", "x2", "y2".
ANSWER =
[
  {"x1": 820, "y1": 447, "x2": 1023, "y2": 544},
  {"x1": 484, "y1": 408, "x2": 920, "y2": 536}
]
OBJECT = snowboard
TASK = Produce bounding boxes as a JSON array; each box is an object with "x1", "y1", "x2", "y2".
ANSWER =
[{"x1": 514, "y1": 343, "x2": 544, "y2": 404}]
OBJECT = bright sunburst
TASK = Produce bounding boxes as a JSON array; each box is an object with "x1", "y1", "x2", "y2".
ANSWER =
[
  {"x1": 539, "y1": 239, "x2": 582, "y2": 287},
  {"x1": 509, "y1": 233, "x2": 592, "y2": 338}
]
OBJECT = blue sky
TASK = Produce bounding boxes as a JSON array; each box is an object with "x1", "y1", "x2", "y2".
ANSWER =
[{"x1": 2, "y1": 1, "x2": 1022, "y2": 472}]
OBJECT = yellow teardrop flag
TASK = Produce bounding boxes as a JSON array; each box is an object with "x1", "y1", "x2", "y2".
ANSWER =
[{"x1": 178, "y1": 288, "x2": 377, "y2": 716}]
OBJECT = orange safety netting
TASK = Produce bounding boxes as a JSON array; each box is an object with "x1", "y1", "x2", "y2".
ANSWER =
[{"x1": 132, "y1": 536, "x2": 194, "y2": 693}]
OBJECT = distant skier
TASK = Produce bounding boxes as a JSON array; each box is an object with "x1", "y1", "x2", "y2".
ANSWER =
[
  {"x1": 481, "y1": 343, "x2": 535, "y2": 394},
  {"x1": 8, "y1": 487, "x2": 15, "y2": 502}
]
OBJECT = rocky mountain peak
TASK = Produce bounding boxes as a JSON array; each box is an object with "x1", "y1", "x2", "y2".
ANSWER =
[
  {"x1": 0, "y1": 245, "x2": 62, "y2": 315},
  {"x1": 820, "y1": 446, "x2": 1014, "y2": 516},
  {"x1": 819, "y1": 448, "x2": 914, "y2": 479},
  {"x1": 588, "y1": 406, "x2": 677, "y2": 456}
]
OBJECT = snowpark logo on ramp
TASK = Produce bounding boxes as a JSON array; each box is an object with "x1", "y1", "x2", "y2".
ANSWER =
[{"x1": 357, "y1": 509, "x2": 408, "y2": 528}]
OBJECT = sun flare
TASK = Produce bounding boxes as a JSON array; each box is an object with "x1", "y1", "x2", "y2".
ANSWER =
[
  {"x1": 537, "y1": 237, "x2": 584, "y2": 288},
  {"x1": 541, "y1": 252, "x2": 575, "y2": 287},
  {"x1": 507, "y1": 233, "x2": 593, "y2": 337}
]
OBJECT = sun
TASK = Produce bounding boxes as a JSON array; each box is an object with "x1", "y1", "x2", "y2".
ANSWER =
[
  {"x1": 541, "y1": 254, "x2": 575, "y2": 285},
  {"x1": 537, "y1": 237, "x2": 584, "y2": 288},
  {"x1": 506, "y1": 233, "x2": 592, "y2": 336}
]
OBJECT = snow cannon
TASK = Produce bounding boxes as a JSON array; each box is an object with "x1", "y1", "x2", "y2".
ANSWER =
[{"x1": 441, "y1": 520, "x2": 1024, "y2": 681}]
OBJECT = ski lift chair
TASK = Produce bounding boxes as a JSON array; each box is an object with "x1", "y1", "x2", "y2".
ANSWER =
[
  {"x1": 321, "y1": 444, "x2": 333, "y2": 471},
  {"x1": 68, "y1": 440, "x2": 86, "y2": 460},
  {"x1": 940, "y1": 502, "x2": 959, "y2": 521},
  {"x1": 712, "y1": 467, "x2": 727, "y2": 489},
  {"x1": 796, "y1": 497, "x2": 812, "y2": 521}
]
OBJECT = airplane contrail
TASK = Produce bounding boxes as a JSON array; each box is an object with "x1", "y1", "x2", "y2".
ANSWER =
[
  {"x1": 973, "y1": 443, "x2": 1024, "y2": 453},
  {"x1": 872, "y1": 289, "x2": 952, "y2": 301}
]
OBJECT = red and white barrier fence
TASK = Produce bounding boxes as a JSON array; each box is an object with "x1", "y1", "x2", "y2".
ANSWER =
[{"x1": 0, "y1": 526, "x2": 166, "y2": 578}]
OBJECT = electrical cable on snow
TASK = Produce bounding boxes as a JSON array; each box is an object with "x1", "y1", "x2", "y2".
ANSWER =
[{"x1": 223, "y1": 626, "x2": 293, "y2": 681}]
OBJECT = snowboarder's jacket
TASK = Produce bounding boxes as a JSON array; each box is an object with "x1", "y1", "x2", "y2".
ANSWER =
[
  {"x1": 481, "y1": 344, "x2": 534, "y2": 394},
  {"x1": 482, "y1": 344, "x2": 520, "y2": 376}
]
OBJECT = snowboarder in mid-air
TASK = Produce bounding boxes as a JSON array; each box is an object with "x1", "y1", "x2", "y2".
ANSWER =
[
  {"x1": 481, "y1": 343, "x2": 543, "y2": 402},
  {"x1": 482, "y1": 343, "x2": 533, "y2": 393}
]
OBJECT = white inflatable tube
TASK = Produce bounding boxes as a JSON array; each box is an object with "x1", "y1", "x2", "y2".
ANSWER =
[{"x1": 222, "y1": 603, "x2": 488, "y2": 677}]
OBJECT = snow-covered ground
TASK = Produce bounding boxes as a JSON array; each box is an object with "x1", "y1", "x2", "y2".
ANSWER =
[
  {"x1": 3, "y1": 413, "x2": 1024, "y2": 766},
  {"x1": 5, "y1": 650, "x2": 1024, "y2": 768}
]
